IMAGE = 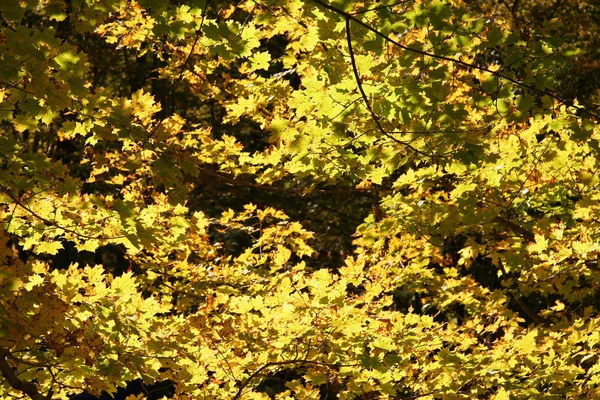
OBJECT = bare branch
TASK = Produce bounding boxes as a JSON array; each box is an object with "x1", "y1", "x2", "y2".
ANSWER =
[{"x1": 0, "y1": 348, "x2": 52, "y2": 400}]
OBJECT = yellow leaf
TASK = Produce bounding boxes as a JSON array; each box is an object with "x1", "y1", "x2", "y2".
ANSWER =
[
  {"x1": 31, "y1": 261, "x2": 48, "y2": 274},
  {"x1": 110, "y1": 271, "x2": 137, "y2": 300},
  {"x1": 551, "y1": 301, "x2": 565, "y2": 312},
  {"x1": 249, "y1": 51, "x2": 271, "y2": 71},
  {"x1": 36, "y1": 241, "x2": 64, "y2": 255},
  {"x1": 229, "y1": 295, "x2": 253, "y2": 314},
  {"x1": 308, "y1": 269, "x2": 333, "y2": 293},
  {"x1": 515, "y1": 329, "x2": 538, "y2": 354},
  {"x1": 173, "y1": 204, "x2": 188, "y2": 215},
  {"x1": 76, "y1": 239, "x2": 101, "y2": 253},
  {"x1": 528, "y1": 234, "x2": 548, "y2": 254},
  {"x1": 493, "y1": 387, "x2": 510, "y2": 400},
  {"x1": 24, "y1": 274, "x2": 45, "y2": 291},
  {"x1": 272, "y1": 244, "x2": 291, "y2": 266}
]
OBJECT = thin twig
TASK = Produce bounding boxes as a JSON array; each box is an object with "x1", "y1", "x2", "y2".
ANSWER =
[
  {"x1": 345, "y1": 18, "x2": 433, "y2": 157},
  {"x1": 310, "y1": 0, "x2": 600, "y2": 121},
  {"x1": 0, "y1": 187, "x2": 124, "y2": 241},
  {"x1": 232, "y1": 359, "x2": 358, "y2": 399},
  {"x1": 144, "y1": 0, "x2": 210, "y2": 147},
  {"x1": 497, "y1": 263, "x2": 545, "y2": 325},
  {"x1": 350, "y1": 0, "x2": 412, "y2": 15}
]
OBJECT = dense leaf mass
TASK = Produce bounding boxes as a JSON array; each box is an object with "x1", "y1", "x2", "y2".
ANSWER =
[{"x1": 2, "y1": 0, "x2": 600, "y2": 399}]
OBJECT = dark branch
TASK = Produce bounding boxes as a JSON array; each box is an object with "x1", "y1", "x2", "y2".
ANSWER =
[
  {"x1": 0, "y1": 187, "x2": 124, "y2": 241},
  {"x1": 0, "y1": 348, "x2": 52, "y2": 400},
  {"x1": 492, "y1": 216, "x2": 534, "y2": 242},
  {"x1": 496, "y1": 264, "x2": 545, "y2": 325},
  {"x1": 345, "y1": 17, "x2": 434, "y2": 157},
  {"x1": 310, "y1": 0, "x2": 600, "y2": 121},
  {"x1": 232, "y1": 359, "x2": 357, "y2": 399},
  {"x1": 350, "y1": 0, "x2": 412, "y2": 15},
  {"x1": 145, "y1": 0, "x2": 210, "y2": 145},
  {"x1": 196, "y1": 166, "x2": 395, "y2": 193}
]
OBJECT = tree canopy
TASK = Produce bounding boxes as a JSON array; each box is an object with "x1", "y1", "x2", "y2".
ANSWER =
[{"x1": 2, "y1": 0, "x2": 600, "y2": 399}]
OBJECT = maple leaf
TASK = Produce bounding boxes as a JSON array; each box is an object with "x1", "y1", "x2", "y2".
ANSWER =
[{"x1": 2, "y1": 0, "x2": 600, "y2": 399}]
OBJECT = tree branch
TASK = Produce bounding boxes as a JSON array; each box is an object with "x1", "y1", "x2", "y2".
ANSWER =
[
  {"x1": 232, "y1": 359, "x2": 357, "y2": 399},
  {"x1": 492, "y1": 216, "x2": 534, "y2": 242},
  {"x1": 345, "y1": 17, "x2": 433, "y2": 157},
  {"x1": 496, "y1": 264, "x2": 545, "y2": 325},
  {"x1": 0, "y1": 348, "x2": 52, "y2": 400},
  {"x1": 0, "y1": 187, "x2": 124, "y2": 241},
  {"x1": 310, "y1": 0, "x2": 600, "y2": 121}
]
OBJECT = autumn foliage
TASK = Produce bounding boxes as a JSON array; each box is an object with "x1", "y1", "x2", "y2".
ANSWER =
[{"x1": 2, "y1": 0, "x2": 600, "y2": 399}]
